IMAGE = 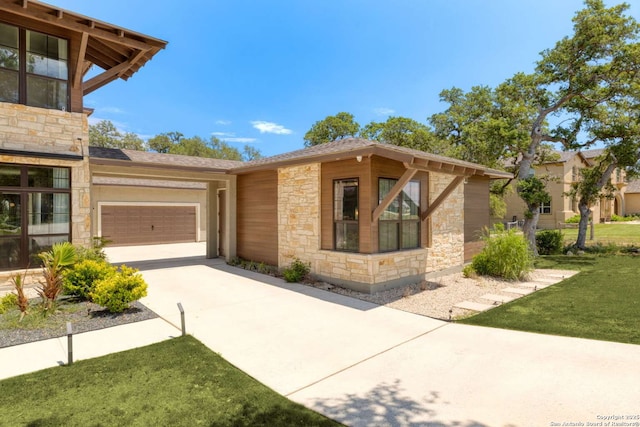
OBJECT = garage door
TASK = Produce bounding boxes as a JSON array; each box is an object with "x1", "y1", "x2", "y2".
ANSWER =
[{"x1": 101, "y1": 205, "x2": 197, "y2": 246}]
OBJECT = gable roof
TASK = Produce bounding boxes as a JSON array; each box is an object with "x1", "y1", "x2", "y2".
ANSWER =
[
  {"x1": 232, "y1": 138, "x2": 512, "y2": 178},
  {"x1": 0, "y1": 0, "x2": 167, "y2": 95}
]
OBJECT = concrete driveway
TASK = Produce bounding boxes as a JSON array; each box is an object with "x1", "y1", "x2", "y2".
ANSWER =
[{"x1": 107, "y1": 243, "x2": 640, "y2": 427}]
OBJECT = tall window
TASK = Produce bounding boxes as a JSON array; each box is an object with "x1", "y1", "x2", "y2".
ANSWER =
[
  {"x1": 0, "y1": 164, "x2": 71, "y2": 270},
  {"x1": 378, "y1": 178, "x2": 420, "y2": 252},
  {"x1": 0, "y1": 21, "x2": 69, "y2": 111},
  {"x1": 334, "y1": 179, "x2": 358, "y2": 252}
]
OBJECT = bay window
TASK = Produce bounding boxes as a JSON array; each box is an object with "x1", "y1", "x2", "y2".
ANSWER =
[{"x1": 378, "y1": 178, "x2": 420, "y2": 252}]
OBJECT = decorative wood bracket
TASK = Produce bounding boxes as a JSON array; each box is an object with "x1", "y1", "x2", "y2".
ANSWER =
[
  {"x1": 421, "y1": 175, "x2": 465, "y2": 221},
  {"x1": 371, "y1": 168, "x2": 418, "y2": 223}
]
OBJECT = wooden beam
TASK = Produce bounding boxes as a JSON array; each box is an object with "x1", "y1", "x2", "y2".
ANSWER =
[
  {"x1": 73, "y1": 32, "x2": 89, "y2": 89},
  {"x1": 83, "y1": 60, "x2": 132, "y2": 95},
  {"x1": 372, "y1": 168, "x2": 418, "y2": 223},
  {"x1": 420, "y1": 176, "x2": 465, "y2": 221}
]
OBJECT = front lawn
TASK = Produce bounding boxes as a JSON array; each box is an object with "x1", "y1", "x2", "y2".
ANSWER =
[
  {"x1": 561, "y1": 223, "x2": 640, "y2": 246},
  {"x1": 0, "y1": 336, "x2": 340, "y2": 427},
  {"x1": 459, "y1": 255, "x2": 640, "y2": 345}
]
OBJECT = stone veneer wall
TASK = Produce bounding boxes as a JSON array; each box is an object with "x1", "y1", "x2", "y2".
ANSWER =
[
  {"x1": 0, "y1": 102, "x2": 91, "y2": 248},
  {"x1": 425, "y1": 172, "x2": 465, "y2": 271},
  {"x1": 277, "y1": 163, "x2": 466, "y2": 292}
]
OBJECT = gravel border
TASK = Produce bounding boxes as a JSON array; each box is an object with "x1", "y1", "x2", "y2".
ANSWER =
[{"x1": 0, "y1": 299, "x2": 158, "y2": 349}]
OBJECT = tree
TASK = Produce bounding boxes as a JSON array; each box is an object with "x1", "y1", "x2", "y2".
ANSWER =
[
  {"x1": 303, "y1": 112, "x2": 360, "y2": 146},
  {"x1": 360, "y1": 116, "x2": 448, "y2": 154},
  {"x1": 88, "y1": 120, "x2": 145, "y2": 150},
  {"x1": 148, "y1": 131, "x2": 183, "y2": 153}
]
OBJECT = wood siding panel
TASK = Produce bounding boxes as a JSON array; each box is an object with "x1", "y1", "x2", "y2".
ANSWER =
[
  {"x1": 237, "y1": 170, "x2": 278, "y2": 265},
  {"x1": 464, "y1": 176, "x2": 490, "y2": 243}
]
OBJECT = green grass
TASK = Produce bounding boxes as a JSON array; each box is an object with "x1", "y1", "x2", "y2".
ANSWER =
[
  {"x1": 0, "y1": 336, "x2": 340, "y2": 427},
  {"x1": 561, "y1": 223, "x2": 640, "y2": 246},
  {"x1": 459, "y1": 255, "x2": 640, "y2": 345}
]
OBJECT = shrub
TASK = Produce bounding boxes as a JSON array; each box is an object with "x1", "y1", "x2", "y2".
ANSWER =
[
  {"x1": 471, "y1": 226, "x2": 533, "y2": 280},
  {"x1": 90, "y1": 265, "x2": 148, "y2": 313},
  {"x1": 0, "y1": 293, "x2": 18, "y2": 314},
  {"x1": 75, "y1": 237, "x2": 110, "y2": 262},
  {"x1": 37, "y1": 242, "x2": 77, "y2": 311},
  {"x1": 282, "y1": 258, "x2": 310, "y2": 283},
  {"x1": 565, "y1": 214, "x2": 581, "y2": 224},
  {"x1": 63, "y1": 259, "x2": 116, "y2": 300},
  {"x1": 536, "y1": 229, "x2": 564, "y2": 255}
]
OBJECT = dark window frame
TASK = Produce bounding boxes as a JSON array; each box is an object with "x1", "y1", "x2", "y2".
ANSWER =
[
  {"x1": 333, "y1": 178, "x2": 359, "y2": 252},
  {"x1": 0, "y1": 21, "x2": 70, "y2": 111},
  {"x1": 378, "y1": 177, "x2": 421, "y2": 252},
  {"x1": 538, "y1": 200, "x2": 552, "y2": 215},
  {"x1": 0, "y1": 163, "x2": 72, "y2": 270}
]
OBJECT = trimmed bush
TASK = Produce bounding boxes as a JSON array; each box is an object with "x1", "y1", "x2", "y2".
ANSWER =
[
  {"x1": 282, "y1": 258, "x2": 310, "y2": 283},
  {"x1": 63, "y1": 259, "x2": 116, "y2": 300},
  {"x1": 0, "y1": 293, "x2": 18, "y2": 314},
  {"x1": 536, "y1": 229, "x2": 564, "y2": 255},
  {"x1": 471, "y1": 225, "x2": 533, "y2": 280},
  {"x1": 565, "y1": 214, "x2": 581, "y2": 224},
  {"x1": 90, "y1": 265, "x2": 148, "y2": 313}
]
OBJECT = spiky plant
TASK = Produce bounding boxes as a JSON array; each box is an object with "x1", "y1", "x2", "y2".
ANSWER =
[
  {"x1": 37, "y1": 242, "x2": 77, "y2": 311},
  {"x1": 12, "y1": 272, "x2": 29, "y2": 321}
]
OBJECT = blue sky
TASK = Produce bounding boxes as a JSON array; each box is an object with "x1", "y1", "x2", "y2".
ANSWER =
[{"x1": 52, "y1": 0, "x2": 639, "y2": 157}]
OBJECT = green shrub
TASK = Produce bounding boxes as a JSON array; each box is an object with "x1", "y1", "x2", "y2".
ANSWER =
[
  {"x1": 0, "y1": 293, "x2": 18, "y2": 314},
  {"x1": 63, "y1": 259, "x2": 116, "y2": 300},
  {"x1": 282, "y1": 258, "x2": 310, "y2": 283},
  {"x1": 536, "y1": 229, "x2": 564, "y2": 255},
  {"x1": 90, "y1": 265, "x2": 148, "y2": 313},
  {"x1": 565, "y1": 214, "x2": 581, "y2": 224},
  {"x1": 471, "y1": 226, "x2": 533, "y2": 280},
  {"x1": 76, "y1": 237, "x2": 110, "y2": 262}
]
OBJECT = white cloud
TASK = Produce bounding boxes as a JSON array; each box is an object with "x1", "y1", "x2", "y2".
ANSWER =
[
  {"x1": 251, "y1": 121, "x2": 292, "y2": 135},
  {"x1": 215, "y1": 120, "x2": 231, "y2": 125},
  {"x1": 211, "y1": 131, "x2": 234, "y2": 137},
  {"x1": 100, "y1": 106, "x2": 126, "y2": 114},
  {"x1": 224, "y1": 137, "x2": 257, "y2": 143},
  {"x1": 374, "y1": 107, "x2": 395, "y2": 116}
]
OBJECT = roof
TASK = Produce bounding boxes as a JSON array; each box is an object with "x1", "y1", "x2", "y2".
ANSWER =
[
  {"x1": 626, "y1": 179, "x2": 640, "y2": 194},
  {"x1": 232, "y1": 138, "x2": 512, "y2": 178},
  {"x1": 89, "y1": 146, "x2": 244, "y2": 172},
  {"x1": 580, "y1": 148, "x2": 605, "y2": 160},
  {"x1": 92, "y1": 176, "x2": 206, "y2": 190},
  {"x1": 0, "y1": 0, "x2": 168, "y2": 95}
]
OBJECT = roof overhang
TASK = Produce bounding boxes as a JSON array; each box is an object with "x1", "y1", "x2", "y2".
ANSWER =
[{"x1": 0, "y1": 0, "x2": 168, "y2": 95}]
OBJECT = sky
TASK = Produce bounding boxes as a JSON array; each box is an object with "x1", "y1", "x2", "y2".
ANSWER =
[{"x1": 50, "y1": 0, "x2": 640, "y2": 158}]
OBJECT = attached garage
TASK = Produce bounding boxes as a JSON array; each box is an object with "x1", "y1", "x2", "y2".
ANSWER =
[{"x1": 100, "y1": 204, "x2": 197, "y2": 246}]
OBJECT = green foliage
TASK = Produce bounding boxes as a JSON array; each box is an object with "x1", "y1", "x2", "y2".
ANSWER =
[
  {"x1": 516, "y1": 176, "x2": 550, "y2": 206},
  {"x1": 536, "y1": 229, "x2": 564, "y2": 255},
  {"x1": 63, "y1": 259, "x2": 117, "y2": 300},
  {"x1": 75, "y1": 237, "x2": 110, "y2": 262},
  {"x1": 282, "y1": 258, "x2": 311, "y2": 283},
  {"x1": 37, "y1": 242, "x2": 77, "y2": 310},
  {"x1": 360, "y1": 116, "x2": 447, "y2": 153},
  {"x1": 304, "y1": 112, "x2": 360, "y2": 146},
  {"x1": 0, "y1": 293, "x2": 18, "y2": 314},
  {"x1": 565, "y1": 214, "x2": 581, "y2": 223},
  {"x1": 489, "y1": 193, "x2": 507, "y2": 218},
  {"x1": 90, "y1": 265, "x2": 148, "y2": 313},
  {"x1": 89, "y1": 120, "x2": 145, "y2": 150},
  {"x1": 471, "y1": 226, "x2": 533, "y2": 280},
  {"x1": 610, "y1": 214, "x2": 637, "y2": 222}
]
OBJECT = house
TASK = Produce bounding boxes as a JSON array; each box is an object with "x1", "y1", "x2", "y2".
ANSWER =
[
  {"x1": 503, "y1": 149, "x2": 631, "y2": 228},
  {"x1": 0, "y1": 1, "x2": 511, "y2": 293}
]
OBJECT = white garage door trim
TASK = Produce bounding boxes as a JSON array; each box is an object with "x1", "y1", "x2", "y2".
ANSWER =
[{"x1": 97, "y1": 201, "x2": 201, "y2": 242}]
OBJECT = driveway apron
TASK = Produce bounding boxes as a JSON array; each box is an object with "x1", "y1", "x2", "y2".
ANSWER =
[{"x1": 111, "y1": 244, "x2": 640, "y2": 427}]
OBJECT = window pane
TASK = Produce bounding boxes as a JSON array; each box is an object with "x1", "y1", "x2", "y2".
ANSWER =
[
  {"x1": 379, "y1": 178, "x2": 399, "y2": 220},
  {"x1": 402, "y1": 221, "x2": 419, "y2": 249},
  {"x1": 0, "y1": 68, "x2": 18, "y2": 103},
  {"x1": 379, "y1": 221, "x2": 398, "y2": 252},
  {"x1": 28, "y1": 167, "x2": 69, "y2": 188},
  {"x1": 334, "y1": 179, "x2": 358, "y2": 220},
  {"x1": 0, "y1": 165, "x2": 22, "y2": 186},
  {"x1": 0, "y1": 237, "x2": 21, "y2": 269},
  {"x1": 0, "y1": 46, "x2": 19, "y2": 70},
  {"x1": 402, "y1": 181, "x2": 420, "y2": 220},
  {"x1": 27, "y1": 31, "x2": 67, "y2": 61},
  {"x1": 0, "y1": 192, "x2": 21, "y2": 236},
  {"x1": 0, "y1": 22, "x2": 18, "y2": 49},
  {"x1": 28, "y1": 193, "x2": 70, "y2": 235},
  {"x1": 26, "y1": 75, "x2": 67, "y2": 110},
  {"x1": 27, "y1": 53, "x2": 68, "y2": 79},
  {"x1": 336, "y1": 222, "x2": 358, "y2": 252}
]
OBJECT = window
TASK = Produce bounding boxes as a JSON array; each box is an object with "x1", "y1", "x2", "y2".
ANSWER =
[
  {"x1": 0, "y1": 22, "x2": 69, "y2": 111},
  {"x1": 378, "y1": 178, "x2": 420, "y2": 252},
  {"x1": 538, "y1": 200, "x2": 551, "y2": 215},
  {"x1": 0, "y1": 164, "x2": 71, "y2": 270},
  {"x1": 334, "y1": 179, "x2": 358, "y2": 252}
]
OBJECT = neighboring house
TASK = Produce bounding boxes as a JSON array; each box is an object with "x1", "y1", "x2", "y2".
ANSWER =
[
  {"x1": 0, "y1": 1, "x2": 511, "y2": 293},
  {"x1": 626, "y1": 179, "x2": 640, "y2": 215},
  {"x1": 503, "y1": 149, "x2": 630, "y2": 229}
]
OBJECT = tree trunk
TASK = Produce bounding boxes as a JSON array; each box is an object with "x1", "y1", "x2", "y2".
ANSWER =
[
  {"x1": 576, "y1": 201, "x2": 591, "y2": 249},
  {"x1": 522, "y1": 209, "x2": 540, "y2": 256}
]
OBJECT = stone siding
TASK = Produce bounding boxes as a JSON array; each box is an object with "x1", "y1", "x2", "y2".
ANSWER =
[
  {"x1": 0, "y1": 102, "x2": 91, "y2": 247},
  {"x1": 276, "y1": 164, "x2": 466, "y2": 292}
]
